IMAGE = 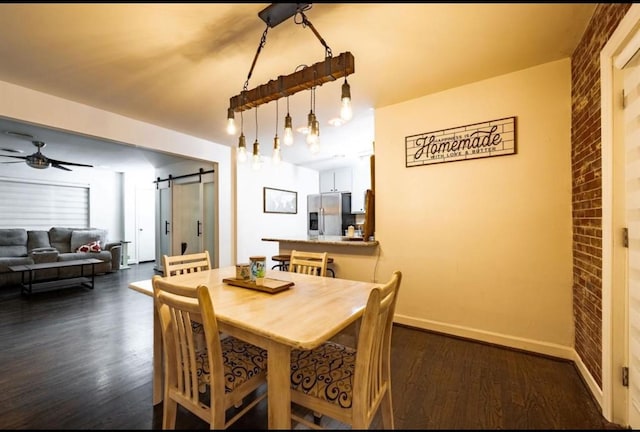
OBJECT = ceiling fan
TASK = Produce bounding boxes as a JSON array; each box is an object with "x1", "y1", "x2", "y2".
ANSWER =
[{"x1": 0, "y1": 140, "x2": 93, "y2": 171}]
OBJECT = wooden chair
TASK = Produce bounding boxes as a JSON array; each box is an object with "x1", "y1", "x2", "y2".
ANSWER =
[
  {"x1": 162, "y1": 251, "x2": 211, "y2": 276},
  {"x1": 162, "y1": 251, "x2": 212, "y2": 331},
  {"x1": 152, "y1": 275, "x2": 268, "y2": 429},
  {"x1": 289, "y1": 270, "x2": 403, "y2": 429},
  {"x1": 288, "y1": 250, "x2": 328, "y2": 277}
]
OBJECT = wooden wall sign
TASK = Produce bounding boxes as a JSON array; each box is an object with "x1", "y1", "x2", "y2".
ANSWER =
[{"x1": 405, "y1": 116, "x2": 516, "y2": 167}]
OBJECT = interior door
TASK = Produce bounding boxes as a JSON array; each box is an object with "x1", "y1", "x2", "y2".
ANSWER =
[
  {"x1": 623, "y1": 46, "x2": 640, "y2": 428},
  {"x1": 135, "y1": 185, "x2": 156, "y2": 262},
  {"x1": 172, "y1": 181, "x2": 203, "y2": 256}
]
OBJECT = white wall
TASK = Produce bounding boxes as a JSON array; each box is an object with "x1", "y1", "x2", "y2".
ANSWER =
[
  {"x1": 0, "y1": 79, "x2": 233, "y2": 266},
  {"x1": 375, "y1": 59, "x2": 575, "y2": 357},
  {"x1": 236, "y1": 157, "x2": 319, "y2": 268}
]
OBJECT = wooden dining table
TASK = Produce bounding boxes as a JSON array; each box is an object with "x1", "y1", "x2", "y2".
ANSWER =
[{"x1": 128, "y1": 265, "x2": 380, "y2": 429}]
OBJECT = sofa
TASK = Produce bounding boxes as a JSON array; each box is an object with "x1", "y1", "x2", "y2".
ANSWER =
[{"x1": 0, "y1": 227, "x2": 122, "y2": 288}]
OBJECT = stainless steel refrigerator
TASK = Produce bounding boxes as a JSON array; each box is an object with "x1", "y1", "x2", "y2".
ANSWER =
[{"x1": 307, "y1": 192, "x2": 355, "y2": 236}]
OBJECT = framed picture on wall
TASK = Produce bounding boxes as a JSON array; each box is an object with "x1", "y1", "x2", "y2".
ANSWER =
[{"x1": 263, "y1": 187, "x2": 297, "y2": 214}]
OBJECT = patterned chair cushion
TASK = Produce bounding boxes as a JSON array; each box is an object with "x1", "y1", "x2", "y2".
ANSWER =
[
  {"x1": 193, "y1": 322, "x2": 267, "y2": 394},
  {"x1": 290, "y1": 341, "x2": 356, "y2": 408}
]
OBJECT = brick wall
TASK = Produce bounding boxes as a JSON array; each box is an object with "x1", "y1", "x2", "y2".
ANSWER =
[{"x1": 571, "y1": 3, "x2": 631, "y2": 388}]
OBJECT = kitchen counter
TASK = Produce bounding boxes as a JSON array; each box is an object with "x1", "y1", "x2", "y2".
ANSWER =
[
  {"x1": 261, "y1": 235, "x2": 378, "y2": 247},
  {"x1": 262, "y1": 236, "x2": 380, "y2": 282}
]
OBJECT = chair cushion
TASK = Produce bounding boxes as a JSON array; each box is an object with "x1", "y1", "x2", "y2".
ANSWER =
[
  {"x1": 290, "y1": 341, "x2": 356, "y2": 409},
  {"x1": 195, "y1": 332, "x2": 267, "y2": 394}
]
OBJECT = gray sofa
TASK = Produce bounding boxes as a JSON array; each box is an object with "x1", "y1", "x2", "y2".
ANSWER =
[{"x1": 0, "y1": 227, "x2": 122, "y2": 288}]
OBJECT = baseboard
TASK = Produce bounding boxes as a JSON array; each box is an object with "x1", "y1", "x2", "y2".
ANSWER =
[
  {"x1": 571, "y1": 350, "x2": 604, "y2": 410},
  {"x1": 394, "y1": 314, "x2": 574, "y2": 359}
]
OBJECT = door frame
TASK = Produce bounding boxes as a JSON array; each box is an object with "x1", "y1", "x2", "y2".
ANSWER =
[{"x1": 601, "y1": 3, "x2": 640, "y2": 424}]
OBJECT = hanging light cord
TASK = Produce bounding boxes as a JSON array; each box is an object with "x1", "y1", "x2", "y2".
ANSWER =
[{"x1": 275, "y1": 99, "x2": 279, "y2": 137}]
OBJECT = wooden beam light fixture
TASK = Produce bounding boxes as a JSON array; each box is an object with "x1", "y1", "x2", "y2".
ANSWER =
[
  {"x1": 227, "y1": 3, "x2": 355, "y2": 162},
  {"x1": 229, "y1": 52, "x2": 355, "y2": 113}
]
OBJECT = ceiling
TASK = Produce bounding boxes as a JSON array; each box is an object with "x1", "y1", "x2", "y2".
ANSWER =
[{"x1": 0, "y1": 3, "x2": 596, "y2": 173}]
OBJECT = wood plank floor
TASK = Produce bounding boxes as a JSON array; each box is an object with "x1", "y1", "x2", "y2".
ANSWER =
[{"x1": 0, "y1": 262, "x2": 624, "y2": 429}]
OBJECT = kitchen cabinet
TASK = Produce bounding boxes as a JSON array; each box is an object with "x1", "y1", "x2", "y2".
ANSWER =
[
  {"x1": 351, "y1": 159, "x2": 371, "y2": 213},
  {"x1": 320, "y1": 167, "x2": 352, "y2": 193}
]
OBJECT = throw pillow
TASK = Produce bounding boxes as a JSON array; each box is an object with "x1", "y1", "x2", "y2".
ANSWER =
[
  {"x1": 76, "y1": 240, "x2": 102, "y2": 253},
  {"x1": 70, "y1": 229, "x2": 107, "y2": 252}
]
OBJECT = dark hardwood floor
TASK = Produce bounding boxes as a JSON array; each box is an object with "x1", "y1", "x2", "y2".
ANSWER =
[{"x1": 0, "y1": 262, "x2": 625, "y2": 429}]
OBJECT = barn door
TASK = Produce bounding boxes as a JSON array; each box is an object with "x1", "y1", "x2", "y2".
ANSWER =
[{"x1": 172, "y1": 181, "x2": 204, "y2": 256}]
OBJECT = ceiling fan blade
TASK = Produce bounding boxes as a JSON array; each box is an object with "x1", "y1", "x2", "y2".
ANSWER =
[
  {"x1": 0, "y1": 154, "x2": 28, "y2": 160},
  {"x1": 51, "y1": 162, "x2": 72, "y2": 171},
  {"x1": 48, "y1": 158, "x2": 93, "y2": 168},
  {"x1": 0, "y1": 160, "x2": 26, "y2": 164}
]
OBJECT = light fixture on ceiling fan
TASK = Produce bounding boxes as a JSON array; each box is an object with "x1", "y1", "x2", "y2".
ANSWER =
[{"x1": 0, "y1": 140, "x2": 93, "y2": 171}]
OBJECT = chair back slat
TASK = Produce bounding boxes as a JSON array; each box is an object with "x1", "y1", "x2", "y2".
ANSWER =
[
  {"x1": 288, "y1": 250, "x2": 328, "y2": 277},
  {"x1": 163, "y1": 251, "x2": 211, "y2": 277}
]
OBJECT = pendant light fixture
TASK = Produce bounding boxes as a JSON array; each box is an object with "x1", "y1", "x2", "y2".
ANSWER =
[
  {"x1": 237, "y1": 110, "x2": 247, "y2": 163},
  {"x1": 340, "y1": 77, "x2": 352, "y2": 121},
  {"x1": 252, "y1": 106, "x2": 261, "y2": 170},
  {"x1": 226, "y1": 108, "x2": 236, "y2": 134},
  {"x1": 226, "y1": 4, "x2": 354, "y2": 164},
  {"x1": 272, "y1": 99, "x2": 281, "y2": 164},
  {"x1": 306, "y1": 86, "x2": 320, "y2": 153},
  {"x1": 283, "y1": 96, "x2": 294, "y2": 146}
]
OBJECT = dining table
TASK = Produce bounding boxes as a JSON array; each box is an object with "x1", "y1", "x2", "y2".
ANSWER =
[{"x1": 128, "y1": 265, "x2": 380, "y2": 429}]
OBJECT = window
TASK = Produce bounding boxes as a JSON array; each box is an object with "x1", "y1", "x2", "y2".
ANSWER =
[{"x1": 0, "y1": 178, "x2": 89, "y2": 229}]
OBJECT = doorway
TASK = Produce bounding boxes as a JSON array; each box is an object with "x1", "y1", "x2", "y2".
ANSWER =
[
  {"x1": 135, "y1": 185, "x2": 156, "y2": 262},
  {"x1": 601, "y1": 3, "x2": 640, "y2": 426}
]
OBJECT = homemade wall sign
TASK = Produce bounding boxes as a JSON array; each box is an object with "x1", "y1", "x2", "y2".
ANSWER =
[{"x1": 405, "y1": 116, "x2": 516, "y2": 167}]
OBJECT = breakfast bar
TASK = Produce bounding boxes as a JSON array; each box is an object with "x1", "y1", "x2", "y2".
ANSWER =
[{"x1": 262, "y1": 235, "x2": 380, "y2": 282}]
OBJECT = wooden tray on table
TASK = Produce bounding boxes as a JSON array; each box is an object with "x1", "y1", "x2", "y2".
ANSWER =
[{"x1": 223, "y1": 277, "x2": 294, "y2": 294}]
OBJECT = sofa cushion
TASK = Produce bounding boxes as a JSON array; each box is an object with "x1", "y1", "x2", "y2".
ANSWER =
[
  {"x1": 30, "y1": 249, "x2": 59, "y2": 264},
  {"x1": 49, "y1": 227, "x2": 75, "y2": 253},
  {"x1": 70, "y1": 230, "x2": 107, "y2": 252},
  {"x1": 76, "y1": 240, "x2": 102, "y2": 253},
  {"x1": 58, "y1": 250, "x2": 112, "y2": 263},
  {"x1": 0, "y1": 256, "x2": 34, "y2": 272},
  {"x1": 27, "y1": 230, "x2": 51, "y2": 251},
  {"x1": 0, "y1": 229, "x2": 28, "y2": 257}
]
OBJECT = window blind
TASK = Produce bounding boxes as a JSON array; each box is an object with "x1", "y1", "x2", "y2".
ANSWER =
[{"x1": 0, "y1": 178, "x2": 89, "y2": 230}]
